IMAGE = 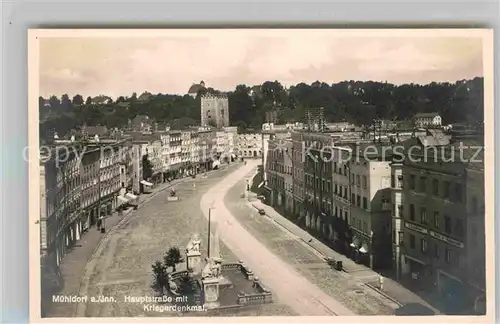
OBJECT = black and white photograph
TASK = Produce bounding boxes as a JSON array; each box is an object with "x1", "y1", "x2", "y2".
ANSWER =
[{"x1": 29, "y1": 28, "x2": 494, "y2": 320}]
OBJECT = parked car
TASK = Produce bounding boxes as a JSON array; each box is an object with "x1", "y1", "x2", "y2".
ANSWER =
[{"x1": 258, "y1": 208, "x2": 266, "y2": 215}]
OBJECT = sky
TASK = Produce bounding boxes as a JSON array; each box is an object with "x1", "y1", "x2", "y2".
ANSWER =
[{"x1": 38, "y1": 29, "x2": 485, "y2": 99}]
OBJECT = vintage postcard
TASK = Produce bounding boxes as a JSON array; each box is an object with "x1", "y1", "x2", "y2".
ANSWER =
[{"x1": 28, "y1": 29, "x2": 494, "y2": 322}]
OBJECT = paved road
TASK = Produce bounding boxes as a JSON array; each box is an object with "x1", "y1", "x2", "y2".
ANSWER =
[
  {"x1": 201, "y1": 160, "x2": 355, "y2": 316},
  {"x1": 68, "y1": 163, "x2": 295, "y2": 317}
]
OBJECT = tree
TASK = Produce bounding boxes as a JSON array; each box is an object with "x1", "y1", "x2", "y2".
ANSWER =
[
  {"x1": 151, "y1": 260, "x2": 168, "y2": 293},
  {"x1": 61, "y1": 94, "x2": 72, "y2": 110},
  {"x1": 72, "y1": 94, "x2": 84, "y2": 106},
  {"x1": 85, "y1": 96, "x2": 92, "y2": 105},
  {"x1": 163, "y1": 247, "x2": 183, "y2": 272}
]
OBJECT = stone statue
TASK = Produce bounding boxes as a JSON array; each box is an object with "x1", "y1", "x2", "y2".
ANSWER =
[
  {"x1": 201, "y1": 259, "x2": 215, "y2": 279},
  {"x1": 186, "y1": 234, "x2": 201, "y2": 254},
  {"x1": 201, "y1": 257, "x2": 222, "y2": 279},
  {"x1": 167, "y1": 274, "x2": 179, "y2": 294},
  {"x1": 211, "y1": 257, "x2": 222, "y2": 277}
]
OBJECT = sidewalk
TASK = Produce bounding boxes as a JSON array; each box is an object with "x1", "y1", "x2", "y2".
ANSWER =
[
  {"x1": 46, "y1": 176, "x2": 190, "y2": 317},
  {"x1": 248, "y1": 200, "x2": 441, "y2": 315}
]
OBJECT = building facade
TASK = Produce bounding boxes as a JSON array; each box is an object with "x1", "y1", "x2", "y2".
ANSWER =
[
  {"x1": 237, "y1": 133, "x2": 262, "y2": 158},
  {"x1": 349, "y1": 147, "x2": 392, "y2": 269},
  {"x1": 201, "y1": 94, "x2": 230, "y2": 128},
  {"x1": 291, "y1": 131, "x2": 305, "y2": 222},
  {"x1": 414, "y1": 112, "x2": 442, "y2": 128}
]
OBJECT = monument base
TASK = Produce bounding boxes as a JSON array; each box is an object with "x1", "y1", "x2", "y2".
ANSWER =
[
  {"x1": 186, "y1": 251, "x2": 202, "y2": 275},
  {"x1": 202, "y1": 277, "x2": 220, "y2": 309}
]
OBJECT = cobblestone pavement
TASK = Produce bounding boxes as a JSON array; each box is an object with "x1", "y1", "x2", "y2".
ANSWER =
[
  {"x1": 202, "y1": 160, "x2": 356, "y2": 316},
  {"x1": 46, "y1": 176, "x2": 190, "y2": 317},
  {"x1": 64, "y1": 163, "x2": 295, "y2": 317},
  {"x1": 222, "y1": 164, "x2": 402, "y2": 315},
  {"x1": 239, "y1": 167, "x2": 440, "y2": 315}
]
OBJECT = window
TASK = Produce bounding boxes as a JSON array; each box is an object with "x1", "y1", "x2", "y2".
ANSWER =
[
  {"x1": 434, "y1": 244, "x2": 440, "y2": 259},
  {"x1": 356, "y1": 175, "x2": 361, "y2": 186},
  {"x1": 471, "y1": 196, "x2": 478, "y2": 213},
  {"x1": 391, "y1": 175, "x2": 395, "y2": 188},
  {"x1": 433, "y1": 211, "x2": 440, "y2": 229},
  {"x1": 398, "y1": 232, "x2": 404, "y2": 244},
  {"x1": 363, "y1": 176, "x2": 367, "y2": 188},
  {"x1": 444, "y1": 215, "x2": 451, "y2": 234},
  {"x1": 443, "y1": 181, "x2": 451, "y2": 199},
  {"x1": 351, "y1": 193, "x2": 355, "y2": 203},
  {"x1": 454, "y1": 183, "x2": 463, "y2": 202},
  {"x1": 419, "y1": 177, "x2": 427, "y2": 192},
  {"x1": 420, "y1": 208, "x2": 427, "y2": 224},
  {"x1": 409, "y1": 234, "x2": 415, "y2": 249},
  {"x1": 357, "y1": 195, "x2": 361, "y2": 207},
  {"x1": 409, "y1": 174, "x2": 416, "y2": 190},
  {"x1": 121, "y1": 182, "x2": 125, "y2": 188},
  {"x1": 334, "y1": 162, "x2": 337, "y2": 173},
  {"x1": 393, "y1": 230, "x2": 396, "y2": 243},
  {"x1": 344, "y1": 165, "x2": 348, "y2": 176},
  {"x1": 455, "y1": 219, "x2": 464, "y2": 238},
  {"x1": 345, "y1": 210, "x2": 348, "y2": 220},
  {"x1": 445, "y1": 248, "x2": 451, "y2": 264},
  {"x1": 432, "y1": 179, "x2": 439, "y2": 196},
  {"x1": 409, "y1": 204, "x2": 415, "y2": 221},
  {"x1": 335, "y1": 206, "x2": 338, "y2": 217},
  {"x1": 334, "y1": 184, "x2": 338, "y2": 195},
  {"x1": 421, "y1": 238, "x2": 428, "y2": 253}
]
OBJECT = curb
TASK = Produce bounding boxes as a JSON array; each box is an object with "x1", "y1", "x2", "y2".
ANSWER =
[
  {"x1": 365, "y1": 283, "x2": 403, "y2": 307},
  {"x1": 73, "y1": 177, "x2": 190, "y2": 316}
]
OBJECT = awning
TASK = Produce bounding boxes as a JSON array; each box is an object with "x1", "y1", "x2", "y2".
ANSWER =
[
  {"x1": 140, "y1": 180, "x2": 153, "y2": 187},
  {"x1": 117, "y1": 196, "x2": 129, "y2": 203},
  {"x1": 350, "y1": 237, "x2": 360, "y2": 248},
  {"x1": 125, "y1": 193, "x2": 138, "y2": 200},
  {"x1": 359, "y1": 243, "x2": 369, "y2": 254}
]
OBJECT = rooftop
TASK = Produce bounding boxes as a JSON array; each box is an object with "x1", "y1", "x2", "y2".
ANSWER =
[{"x1": 414, "y1": 112, "x2": 440, "y2": 118}]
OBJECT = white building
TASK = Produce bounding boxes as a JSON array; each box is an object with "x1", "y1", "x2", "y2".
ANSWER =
[
  {"x1": 237, "y1": 133, "x2": 262, "y2": 158},
  {"x1": 349, "y1": 148, "x2": 392, "y2": 269},
  {"x1": 414, "y1": 112, "x2": 442, "y2": 128}
]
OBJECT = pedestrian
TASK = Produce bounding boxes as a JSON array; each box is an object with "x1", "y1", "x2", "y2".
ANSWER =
[
  {"x1": 379, "y1": 275, "x2": 384, "y2": 290},
  {"x1": 193, "y1": 182, "x2": 196, "y2": 190}
]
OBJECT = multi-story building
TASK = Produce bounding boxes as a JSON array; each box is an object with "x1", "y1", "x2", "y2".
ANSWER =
[
  {"x1": 40, "y1": 146, "x2": 82, "y2": 267},
  {"x1": 348, "y1": 143, "x2": 393, "y2": 269},
  {"x1": 198, "y1": 127, "x2": 215, "y2": 171},
  {"x1": 224, "y1": 126, "x2": 238, "y2": 159},
  {"x1": 331, "y1": 145, "x2": 353, "y2": 252},
  {"x1": 391, "y1": 160, "x2": 406, "y2": 279},
  {"x1": 282, "y1": 139, "x2": 294, "y2": 216},
  {"x1": 237, "y1": 133, "x2": 262, "y2": 158},
  {"x1": 400, "y1": 135, "x2": 468, "y2": 298},
  {"x1": 168, "y1": 130, "x2": 182, "y2": 178},
  {"x1": 160, "y1": 132, "x2": 170, "y2": 181},
  {"x1": 215, "y1": 130, "x2": 229, "y2": 158},
  {"x1": 464, "y1": 151, "x2": 486, "y2": 312},
  {"x1": 201, "y1": 94, "x2": 229, "y2": 128},
  {"x1": 291, "y1": 131, "x2": 305, "y2": 222},
  {"x1": 265, "y1": 139, "x2": 285, "y2": 210},
  {"x1": 302, "y1": 132, "x2": 333, "y2": 238}
]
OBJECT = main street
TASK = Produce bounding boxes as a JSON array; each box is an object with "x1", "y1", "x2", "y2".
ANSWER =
[
  {"x1": 201, "y1": 160, "x2": 358, "y2": 316},
  {"x1": 70, "y1": 163, "x2": 296, "y2": 317}
]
